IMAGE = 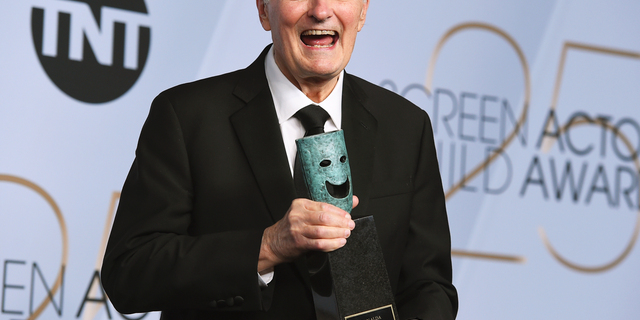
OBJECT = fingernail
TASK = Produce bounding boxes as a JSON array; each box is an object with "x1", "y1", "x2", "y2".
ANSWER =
[
  {"x1": 345, "y1": 230, "x2": 351, "y2": 238},
  {"x1": 348, "y1": 221, "x2": 355, "y2": 229}
]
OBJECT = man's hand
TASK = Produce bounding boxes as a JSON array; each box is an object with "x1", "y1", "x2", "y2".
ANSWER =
[{"x1": 258, "y1": 196, "x2": 358, "y2": 273}]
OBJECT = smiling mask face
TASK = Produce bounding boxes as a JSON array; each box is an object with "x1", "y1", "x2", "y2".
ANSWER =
[{"x1": 296, "y1": 130, "x2": 353, "y2": 212}]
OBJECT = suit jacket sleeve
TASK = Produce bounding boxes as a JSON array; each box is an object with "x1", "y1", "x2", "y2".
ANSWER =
[
  {"x1": 394, "y1": 112, "x2": 458, "y2": 320},
  {"x1": 101, "y1": 91, "x2": 274, "y2": 314}
]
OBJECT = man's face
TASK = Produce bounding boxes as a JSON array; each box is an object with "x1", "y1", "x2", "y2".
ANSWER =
[{"x1": 258, "y1": 0, "x2": 369, "y2": 85}]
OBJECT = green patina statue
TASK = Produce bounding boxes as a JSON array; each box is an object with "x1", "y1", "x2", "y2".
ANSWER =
[{"x1": 296, "y1": 130, "x2": 353, "y2": 212}]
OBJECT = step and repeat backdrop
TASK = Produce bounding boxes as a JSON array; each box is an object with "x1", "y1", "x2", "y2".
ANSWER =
[{"x1": 1, "y1": 1, "x2": 639, "y2": 319}]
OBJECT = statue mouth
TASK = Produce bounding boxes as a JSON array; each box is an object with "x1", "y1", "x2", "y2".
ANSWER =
[{"x1": 325, "y1": 178, "x2": 350, "y2": 199}]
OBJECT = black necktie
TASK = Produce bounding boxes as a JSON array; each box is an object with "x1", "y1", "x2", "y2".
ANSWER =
[
  {"x1": 294, "y1": 104, "x2": 331, "y2": 137},
  {"x1": 293, "y1": 104, "x2": 330, "y2": 198}
]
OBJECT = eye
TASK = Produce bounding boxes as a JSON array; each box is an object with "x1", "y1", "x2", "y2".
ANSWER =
[
  {"x1": 320, "y1": 160, "x2": 331, "y2": 167},
  {"x1": 340, "y1": 156, "x2": 347, "y2": 163}
]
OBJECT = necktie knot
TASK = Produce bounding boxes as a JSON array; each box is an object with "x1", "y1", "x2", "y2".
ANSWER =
[{"x1": 293, "y1": 104, "x2": 330, "y2": 137}]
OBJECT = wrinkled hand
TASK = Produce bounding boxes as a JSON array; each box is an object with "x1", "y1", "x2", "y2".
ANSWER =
[{"x1": 258, "y1": 196, "x2": 358, "y2": 273}]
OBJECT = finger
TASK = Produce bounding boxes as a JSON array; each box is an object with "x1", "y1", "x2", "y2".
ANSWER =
[
  {"x1": 306, "y1": 237, "x2": 348, "y2": 252},
  {"x1": 312, "y1": 208, "x2": 355, "y2": 229},
  {"x1": 293, "y1": 198, "x2": 351, "y2": 217},
  {"x1": 291, "y1": 198, "x2": 321, "y2": 211},
  {"x1": 302, "y1": 224, "x2": 352, "y2": 240},
  {"x1": 352, "y1": 195, "x2": 359, "y2": 209},
  {"x1": 290, "y1": 199, "x2": 354, "y2": 229}
]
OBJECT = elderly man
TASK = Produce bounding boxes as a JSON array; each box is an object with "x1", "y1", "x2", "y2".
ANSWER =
[{"x1": 101, "y1": 0, "x2": 458, "y2": 319}]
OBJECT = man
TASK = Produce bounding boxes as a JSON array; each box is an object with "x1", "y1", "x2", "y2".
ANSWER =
[{"x1": 101, "y1": 0, "x2": 458, "y2": 319}]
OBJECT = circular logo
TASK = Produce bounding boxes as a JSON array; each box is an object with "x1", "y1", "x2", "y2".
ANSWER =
[{"x1": 31, "y1": 0, "x2": 151, "y2": 104}]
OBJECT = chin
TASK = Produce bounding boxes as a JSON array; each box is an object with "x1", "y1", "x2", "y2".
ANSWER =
[{"x1": 303, "y1": 62, "x2": 344, "y2": 77}]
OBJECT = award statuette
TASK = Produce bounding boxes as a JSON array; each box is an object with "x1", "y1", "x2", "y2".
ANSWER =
[{"x1": 296, "y1": 130, "x2": 398, "y2": 320}]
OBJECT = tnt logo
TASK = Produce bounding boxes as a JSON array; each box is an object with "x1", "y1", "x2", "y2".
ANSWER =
[{"x1": 31, "y1": 0, "x2": 151, "y2": 104}]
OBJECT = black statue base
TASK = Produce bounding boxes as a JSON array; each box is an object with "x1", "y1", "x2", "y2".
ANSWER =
[{"x1": 308, "y1": 216, "x2": 397, "y2": 320}]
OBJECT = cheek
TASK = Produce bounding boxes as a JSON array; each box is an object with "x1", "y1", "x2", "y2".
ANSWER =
[{"x1": 338, "y1": 5, "x2": 365, "y2": 29}]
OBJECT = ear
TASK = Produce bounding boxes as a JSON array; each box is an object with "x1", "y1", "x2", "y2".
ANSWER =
[
  {"x1": 257, "y1": 0, "x2": 271, "y2": 31},
  {"x1": 357, "y1": 0, "x2": 369, "y2": 32}
]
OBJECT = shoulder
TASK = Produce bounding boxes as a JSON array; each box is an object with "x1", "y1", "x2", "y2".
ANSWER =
[
  {"x1": 155, "y1": 69, "x2": 245, "y2": 107},
  {"x1": 147, "y1": 57, "x2": 268, "y2": 124},
  {"x1": 156, "y1": 46, "x2": 270, "y2": 109},
  {"x1": 344, "y1": 73, "x2": 430, "y2": 127},
  {"x1": 137, "y1": 68, "x2": 257, "y2": 142}
]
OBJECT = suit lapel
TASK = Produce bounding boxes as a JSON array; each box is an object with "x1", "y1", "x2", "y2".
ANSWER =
[
  {"x1": 342, "y1": 74, "x2": 377, "y2": 218},
  {"x1": 230, "y1": 46, "x2": 296, "y2": 223},
  {"x1": 231, "y1": 46, "x2": 313, "y2": 288}
]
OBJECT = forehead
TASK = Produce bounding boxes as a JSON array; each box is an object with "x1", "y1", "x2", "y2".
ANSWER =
[{"x1": 264, "y1": 0, "x2": 367, "y2": 7}]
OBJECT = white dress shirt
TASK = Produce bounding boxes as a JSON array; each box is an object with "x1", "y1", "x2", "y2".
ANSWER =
[
  {"x1": 265, "y1": 47, "x2": 343, "y2": 175},
  {"x1": 257, "y1": 47, "x2": 343, "y2": 286}
]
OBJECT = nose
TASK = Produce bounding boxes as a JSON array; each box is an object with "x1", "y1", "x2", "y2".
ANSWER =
[{"x1": 308, "y1": 0, "x2": 333, "y2": 22}]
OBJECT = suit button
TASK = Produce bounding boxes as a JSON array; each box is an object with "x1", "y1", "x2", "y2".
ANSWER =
[
  {"x1": 234, "y1": 296, "x2": 244, "y2": 306},
  {"x1": 217, "y1": 299, "x2": 227, "y2": 307},
  {"x1": 226, "y1": 297, "x2": 235, "y2": 307},
  {"x1": 208, "y1": 300, "x2": 217, "y2": 308}
]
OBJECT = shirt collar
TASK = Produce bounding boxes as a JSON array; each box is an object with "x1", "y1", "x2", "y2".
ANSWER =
[{"x1": 265, "y1": 46, "x2": 343, "y2": 128}]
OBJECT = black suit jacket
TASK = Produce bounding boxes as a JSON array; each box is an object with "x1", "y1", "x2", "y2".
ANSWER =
[{"x1": 101, "y1": 46, "x2": 457, "y2": 320}]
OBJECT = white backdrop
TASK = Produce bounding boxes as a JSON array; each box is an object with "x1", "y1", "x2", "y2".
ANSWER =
[{"x1": 1, "y1": 1, "x2": 639, "y2": 319}]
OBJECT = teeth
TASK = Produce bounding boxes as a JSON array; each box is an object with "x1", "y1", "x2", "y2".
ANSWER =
[{"x1": 301, "y1": 30, "x2": 336, "y2": 36}]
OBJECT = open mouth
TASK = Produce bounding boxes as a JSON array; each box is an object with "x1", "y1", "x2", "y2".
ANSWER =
[
  {"x1": 301, "y1": 30, "x2": 338, "y2": 48},
  {"x1": 325, "y1": 178, "x2": 350, "y2": 199}
]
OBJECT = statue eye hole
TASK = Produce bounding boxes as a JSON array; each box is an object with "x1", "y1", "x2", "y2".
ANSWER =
[
  {"x1": 340, "y1": 156, "x2": 347, "y2": 163},
  {"x1": 320, "y1": 160, "x2": 331, "y2": 167}
]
